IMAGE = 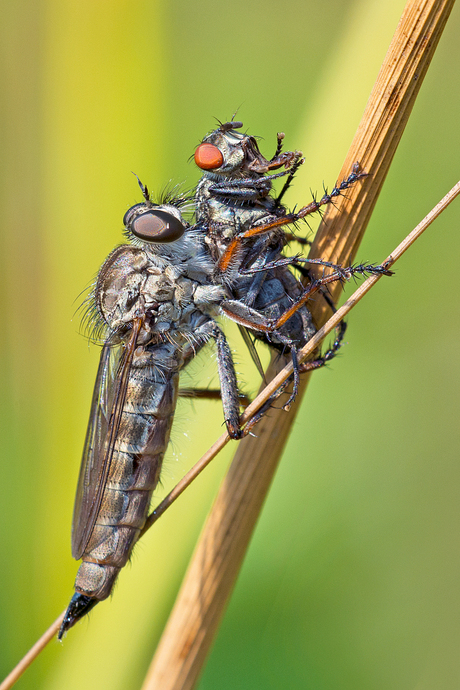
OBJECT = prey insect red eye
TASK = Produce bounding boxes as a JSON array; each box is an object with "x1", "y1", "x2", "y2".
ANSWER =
[{"x1": 194, "y1": 143, "x2": 224, "y2": 170}]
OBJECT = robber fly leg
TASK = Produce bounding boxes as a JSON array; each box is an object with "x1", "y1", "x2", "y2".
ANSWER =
[
  {"x1": 211, "y1": 324, "x2": 245, "y2": 439},
  {"x1": 178, "y1": 388, "x2": 250, "y2": 408},
  {"x1": 269, "y1": 336, "x2": 300, "y2": 411}
]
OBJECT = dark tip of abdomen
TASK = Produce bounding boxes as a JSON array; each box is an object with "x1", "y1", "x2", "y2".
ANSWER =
[{"x1": 58, "y1": 593, "x2": 98, "y2": 639}]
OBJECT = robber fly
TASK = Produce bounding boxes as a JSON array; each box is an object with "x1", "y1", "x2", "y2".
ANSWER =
[
  {"x1": 59, "y1": 187, "x2": 249, "y2": 637},
  {"x1": 193, "y1": 120, "x2": 392, "y2": 412}
]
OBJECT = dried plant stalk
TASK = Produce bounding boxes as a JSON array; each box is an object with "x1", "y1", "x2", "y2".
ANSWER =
[{"x1": 142, "y1": 1, "x2": 455, "y2": 688}]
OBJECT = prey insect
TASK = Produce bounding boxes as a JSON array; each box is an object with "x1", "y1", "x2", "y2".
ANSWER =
[{"x1": 194, "y1": 120, "x2": 392, "y2": 416}]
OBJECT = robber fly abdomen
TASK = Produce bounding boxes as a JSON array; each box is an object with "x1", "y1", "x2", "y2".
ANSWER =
[{"x1": 72, "y1": 342, "x2": 181, "y2": 603}]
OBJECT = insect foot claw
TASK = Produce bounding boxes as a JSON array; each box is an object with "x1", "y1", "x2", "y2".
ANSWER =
[
  {"x1": 365, "y1": 263, "x2": 394, "y2": 277},
  {"x1": 351, "y1": 161, "x2": 369, "y2": 179},
  {"x1": 379, "y1": 262, "x2": 395, "y2": 276},
  {"x1": 58, "y1": 593, "x2": 98, "y2": 639},
  {"x1": 227, "y1": 423, "x2": 245, "y2": 440}
]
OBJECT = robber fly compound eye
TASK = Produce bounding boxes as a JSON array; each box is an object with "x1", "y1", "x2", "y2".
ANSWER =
[
  {"x1": 124, "y1": 205, "x2": 185, "y2": 243},
  {"x1": 194, "y1": 143, "x2": 224, "y2": 170}
]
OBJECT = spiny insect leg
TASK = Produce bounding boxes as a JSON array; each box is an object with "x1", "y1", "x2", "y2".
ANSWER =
[{"x1": 216, "y1": 164, "x2": 367, "y2": 274}]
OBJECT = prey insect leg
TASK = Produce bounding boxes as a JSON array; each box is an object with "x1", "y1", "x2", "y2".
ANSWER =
[
  {"x1": 266, "y1": 263, "x2": 392, "y2": 331},
  {"x1": 270, "y1": 132, "x2": 285, "y2": 161},
  {"x1": 221, "y1": 264, "x2": 391, "y2": 338},
  {"x1": 274, "y1": 154, "x2": 305, "y2": 207},
  {"x1": 220, "y1": 263, "x2": 390, "y2": 412},
  {"x1": 216, "y1": 165, "x2": 368, "y2": 273}
]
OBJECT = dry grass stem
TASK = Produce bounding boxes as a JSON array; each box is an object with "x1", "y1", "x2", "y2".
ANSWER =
[{"x1": 141, "y1": 1, "x2": 455, "y2": 689}]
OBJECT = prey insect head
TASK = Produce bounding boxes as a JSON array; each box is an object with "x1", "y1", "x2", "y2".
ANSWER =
[
  {"x1": 123, "y1": 202, "x2": 186, "y2": 243},
  {"x1": 193, "y1": 119, "x2": 247, "y2": 170},
  {"x1": 195, "y1": 125, "x2": 247, "y2": 174},
  {"x1": 194, "y1": 120, "x2": 296, "y2": 177}
]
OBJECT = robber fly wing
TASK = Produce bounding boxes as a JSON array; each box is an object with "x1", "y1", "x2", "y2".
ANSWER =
[
  {"x1": 71, "y1": 340, "x2": 119, "y2": 558},
  {"x1": 71, "y1": 319, "x2": 143, "y2": 559},
  {"x1": 238, "y1": 325, "x2": 266, "y2": 381}
]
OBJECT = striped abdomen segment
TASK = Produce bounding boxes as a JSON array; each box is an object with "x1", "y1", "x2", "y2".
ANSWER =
[{"x1": 74, "y1": 343, "x2": 181, "y2": 601}]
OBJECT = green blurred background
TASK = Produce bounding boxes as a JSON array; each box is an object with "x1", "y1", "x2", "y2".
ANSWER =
[{"x1": 1, "y1": 0, "x2": 460, "y2": 688}]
